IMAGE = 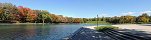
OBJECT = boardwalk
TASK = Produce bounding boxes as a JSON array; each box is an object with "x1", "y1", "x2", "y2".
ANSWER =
[{"x1": 63, "y1": 27, "x2": 113, "y2": 40}]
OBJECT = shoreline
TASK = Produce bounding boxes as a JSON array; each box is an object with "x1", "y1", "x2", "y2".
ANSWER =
[
  {"x1": 84, "y1": 24, "x2": 151, "y2": 33},
  {"x1": 83, "y1": 26, "x2": 96, "y2": 29},
  {"x1": 0, "y1": 23, "x2": 46, "y2": 25},
  {"x1": 0, "y1": 23, "x2": 79, "y2": 24}
]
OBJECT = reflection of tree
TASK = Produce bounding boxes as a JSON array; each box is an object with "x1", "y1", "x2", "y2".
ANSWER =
[
  {"x1": 0, "y1": 25, "x2": 33, "y2": 40},
  {"x1": 24, "y1": 24, "x2": 36, "y2": 39},
  {"x1": 27, "y1": 24, "x2": 50, "y2": 40},
  {"x1": 0, "y1": 24, "x2": 38, "y2": 40},
  {"x1": 0, "y1": 24, "x2": 53, "y2": 40},
  {"x1": 10, "y1": 24, "x2": 36, "y2": 40}
]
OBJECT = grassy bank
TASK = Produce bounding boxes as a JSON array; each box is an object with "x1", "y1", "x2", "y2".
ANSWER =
[
  {"x1": 95, "y1": 26, "x2": 119, "y2": 32},
  {"x1": 86, "y1": 21, "x2": 110, "y2": 24}
]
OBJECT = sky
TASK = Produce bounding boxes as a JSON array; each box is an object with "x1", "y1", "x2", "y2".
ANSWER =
[{"x1": 0, "y1": 0, "x2": 151, "y2": 18}]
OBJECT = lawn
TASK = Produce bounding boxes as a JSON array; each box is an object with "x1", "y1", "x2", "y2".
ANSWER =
[
  {"x1": 95, "y1": 26, "x2": 119, "y2": 32},
  {"x1": 86, "y1": 21, "x2": 110, "y2": 24}
]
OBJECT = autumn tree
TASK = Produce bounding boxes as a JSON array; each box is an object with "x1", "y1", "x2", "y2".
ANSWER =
[
  {"x1": 106, "y1": 16, "x2": 120, "y2": 24},
  {"x1": 119, "y1": 15, "x2": 136, "y2": 24},
  {"x1": 0, "y1": 3, "x2": 19, "y2": 23},
  {"x1": 73, "y1": 18, "x2": 82, "y2": 23},
  {"x1": 136, "y1": 13, "x2": 150, "y2": 23},
  {"x1": 66, "y1": 17, "x2": 74, "y2": 23},
  {"x1": 18, "y1": 6, "x2": 37, "y2": 22}
]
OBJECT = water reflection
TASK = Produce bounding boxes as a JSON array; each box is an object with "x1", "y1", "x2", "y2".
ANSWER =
[{"x1": 0, "y1": 24, "x2": 99, "y2": 40}]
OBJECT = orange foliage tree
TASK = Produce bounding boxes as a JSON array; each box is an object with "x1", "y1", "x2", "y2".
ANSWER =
[{"x1": 18, "y1": 6, "x2": 37, "y2": 22}]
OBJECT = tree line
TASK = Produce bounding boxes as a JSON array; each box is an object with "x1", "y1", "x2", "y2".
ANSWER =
[
  {"x1": 88, "y1": 13, "x2": 151, "y2": 24},
  {"x1": 0, "y1": 3, "x2": 85, "y2": 23},
  {"x1": 1, "y1": 3, "x2": 151, "y2": 24}
]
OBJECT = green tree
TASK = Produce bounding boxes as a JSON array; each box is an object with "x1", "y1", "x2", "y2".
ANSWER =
[
  {"x1": 36, "y1": 10, "x2": 51, "y2": 23},
  {"x1": 149, "y1": 16, "x2": 151, "y2": 22},
  {"x1": 82, "y1": 18, "x2": 88, "y2": 23}
]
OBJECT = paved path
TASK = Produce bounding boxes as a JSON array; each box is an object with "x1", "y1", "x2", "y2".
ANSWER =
[
  {"x1": 112, "y1": 24, "x2": 151, "y2": 33},
  {"x1": 113, "y1": 24, "x2": 151, "y2": 38},
  {"x1": 63, "y1": 27, "x2": 113, "y2": 40},
  {"x1": 63, "y1": 26, "x2": 151, "y2": 40}
]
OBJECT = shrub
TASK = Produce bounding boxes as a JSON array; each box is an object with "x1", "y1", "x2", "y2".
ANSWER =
[{"x1": 95, "y1": 26, "x2": 118, "y2": 32}]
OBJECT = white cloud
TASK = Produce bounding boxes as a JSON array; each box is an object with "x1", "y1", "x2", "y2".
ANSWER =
[
  {"x1": 122, "y1": 12, "x2": 136, "y2": 15},
  {"x1": 140, "y1": 11, "x2": 151, "y2": 13},
  {"x1": 121, "y1": 11, "x2": 151, "y2": 16},
  {"x1": 98, "y1": 11, "x2": 151, "y2": 17},
  {"x1": 101, "y1": 14, "x2": 108, "y2": 16},
  {"x1": 139, "y1": 11, "x2": 151, "y2": 15},
  {"x1": 99, "y1": 13, "x2": 113, "y2": 17}
]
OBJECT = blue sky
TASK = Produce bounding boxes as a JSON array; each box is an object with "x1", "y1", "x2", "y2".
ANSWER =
[{"x1": 0, "y1": 0, "x2": 151, "y2": 18}]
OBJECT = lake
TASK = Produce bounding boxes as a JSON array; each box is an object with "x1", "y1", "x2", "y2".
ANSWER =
[{"x1": 0, "y1": 23, "x2": 99, "y2": 40}]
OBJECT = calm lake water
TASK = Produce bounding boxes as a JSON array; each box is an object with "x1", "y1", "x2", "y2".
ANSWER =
[{"x1": 0, "y1": 23, "x2": 99, "y2": 40}]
